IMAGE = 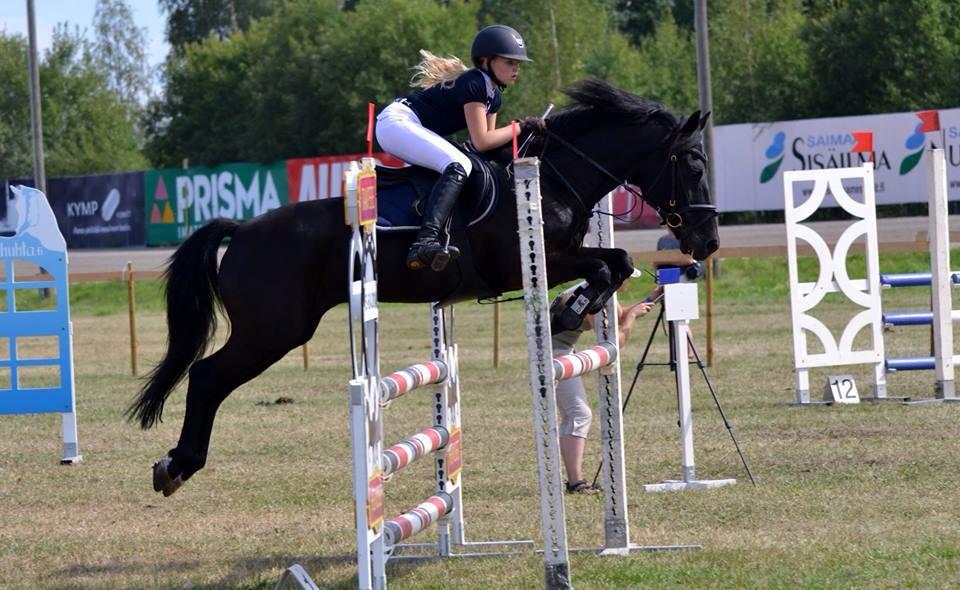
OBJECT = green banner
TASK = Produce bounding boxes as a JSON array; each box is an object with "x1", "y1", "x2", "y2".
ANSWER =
[{"x1": 145, "y1": 161, "x2": 289, "y2": 245}]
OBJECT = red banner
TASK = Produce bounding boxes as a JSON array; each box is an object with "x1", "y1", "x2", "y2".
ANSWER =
[{"x1": 287, "y1": 152, "x2": 402, "y2": 203}]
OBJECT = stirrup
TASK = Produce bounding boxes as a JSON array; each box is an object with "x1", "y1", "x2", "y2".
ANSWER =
[{"x1": 406, "y1": 242, "x2": 460, "y2": 272}]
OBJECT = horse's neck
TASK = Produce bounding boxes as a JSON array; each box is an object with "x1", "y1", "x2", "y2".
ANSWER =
[{"x1": 551, "y1": 127, "x2": 637, "y2": 211}]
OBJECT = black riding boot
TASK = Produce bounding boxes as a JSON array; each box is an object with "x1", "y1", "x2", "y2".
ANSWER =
[{"x1": 406, "y1": 162, "x2": 467, "y2": 271}]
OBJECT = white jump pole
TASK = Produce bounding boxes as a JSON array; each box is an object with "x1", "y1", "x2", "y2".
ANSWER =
[
  {"x1": 928, "y1": 148, "x2": 956, "y2": 400},
  {"x1": 344, "y1": 158, "x2": 385, "y2": 590},
  {"x1": 643, "y1": 281, "x2": 736, "y2": 492},
  {"x1": 513, "y1": 156, "x2": 572, "y2": 590},
  {"x1": 586, "y1": 196, "x2": 632, "y2": 551}
]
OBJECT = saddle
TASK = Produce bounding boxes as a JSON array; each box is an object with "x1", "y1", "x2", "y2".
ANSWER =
[{"x1": 375, "y1": 148, "x2": 500, "y2": 232}]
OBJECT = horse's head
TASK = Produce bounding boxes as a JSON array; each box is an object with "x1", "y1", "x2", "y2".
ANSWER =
[
  {"x1": 634, "y1": 110, "x2": 719, "y2": 260},
  {"x1": 537, "y1": 79, "x2": 719, "y2": 260}
]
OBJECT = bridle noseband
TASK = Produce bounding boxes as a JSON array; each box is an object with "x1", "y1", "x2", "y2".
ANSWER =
[{"x1": 530, "y1": 127, "x2": 718, "y2": 233}]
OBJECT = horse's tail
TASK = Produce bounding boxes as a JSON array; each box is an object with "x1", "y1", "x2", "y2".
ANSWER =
[{"x1": 127, "y1": 218, "x2": 240, "y2": 429}]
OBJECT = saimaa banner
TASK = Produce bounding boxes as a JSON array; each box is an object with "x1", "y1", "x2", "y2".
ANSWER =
[{"x1": 713, "y1": 107, "x2": 960, "y2": 212}]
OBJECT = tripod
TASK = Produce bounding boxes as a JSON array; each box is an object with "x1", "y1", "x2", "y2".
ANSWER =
[{"x1": 592, "y1": 300, "x2": 756, "y2": 490}]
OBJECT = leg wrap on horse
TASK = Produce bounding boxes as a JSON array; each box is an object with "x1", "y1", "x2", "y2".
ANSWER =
[
  {"x1": 407, "y1": 162, "x2": 467, "y2": 271},
  {"x1": 551, "y1": 282, "x2": 608, "y2": 333}
]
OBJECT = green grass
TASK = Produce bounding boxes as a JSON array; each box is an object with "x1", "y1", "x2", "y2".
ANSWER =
[
  {"x1": 1, "y1": 252, "x2": 959, "y2": 588},
  {"x1": 9, "y1": 280, "x2": 166, "y2": 316}
]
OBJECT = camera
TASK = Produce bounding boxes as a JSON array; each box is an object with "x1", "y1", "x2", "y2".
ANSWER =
[{"x1": 655, "y1": 261, "x2": 705, "y2": 285}]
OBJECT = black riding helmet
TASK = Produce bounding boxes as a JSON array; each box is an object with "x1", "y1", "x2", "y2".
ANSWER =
[{"x1": 471, "y1": 25, "x2": 533, "y2": 66}]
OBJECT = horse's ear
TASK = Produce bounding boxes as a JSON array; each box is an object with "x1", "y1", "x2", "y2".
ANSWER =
[
  {"x1": 699, "y1": 111, "x2": 711, "y2": 130},
  {"x1": 681, "y1": 110, "x2": 701, "y2": 134}
]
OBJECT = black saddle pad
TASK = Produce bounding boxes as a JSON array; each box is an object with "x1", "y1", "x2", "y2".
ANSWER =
[{"x1": 375, "y1": 150, "x2": 500, "y2": 231}]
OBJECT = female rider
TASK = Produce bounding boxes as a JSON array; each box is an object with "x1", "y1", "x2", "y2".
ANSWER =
[{"x1": 376, "y1": 24, "x2": 544, "y2": 271}]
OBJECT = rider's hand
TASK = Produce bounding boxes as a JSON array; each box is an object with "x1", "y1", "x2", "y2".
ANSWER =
[{"x1": 519, "y1": 116, "x2": 547, "y2": 135}]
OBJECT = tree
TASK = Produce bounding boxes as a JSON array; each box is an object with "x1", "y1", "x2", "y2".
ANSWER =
[
  {"x1": 94, "y1": 0, "x2": 153, "y2": 110},
  {"x1": 159, "y1": 0, "x2": 280, "y2": 51},
  {"x1": 587, "y1": 14, "x2": 698, "y2": 114},
  {"x1": 147, "y1": 0, "x2": 479, "y2": 166},
  {"x1": 0, "y1": 28, "x2": 147, "y2": 178},
  {"x1": 710, "y1": 0, "x2": 813, "y2": 123},
  {"x1": 144, "y1": 0, "x2": 960, "y2": 170},
  {"x1": 0, "y1": 33, "x2": 33, "y2": 178},
  {"x1": 606, "y1": 0, "x2": 694, "y2": 43},
  {"x1": 804, "y1": 0, "x2": 960, "y2": 116}
]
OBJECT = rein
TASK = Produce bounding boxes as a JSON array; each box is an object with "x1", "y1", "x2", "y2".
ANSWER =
[{"x1": 533, "y1": 127, "x2": 717, "y2": 231}]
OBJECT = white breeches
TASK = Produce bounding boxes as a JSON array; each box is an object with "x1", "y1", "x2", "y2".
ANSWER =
[{"x1": 376, "y1": 102, "x2": 473, "y2": 176}]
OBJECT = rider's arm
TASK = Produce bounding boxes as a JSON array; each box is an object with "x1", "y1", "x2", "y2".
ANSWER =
[{"x1": 464, "y1": 102, "x2": 515, "y2": 152}]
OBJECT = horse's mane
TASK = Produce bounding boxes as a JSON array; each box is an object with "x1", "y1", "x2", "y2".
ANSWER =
[
  {"x1": 548, "y1": 78, "x2": 678, "y2": 131},
  {"x1": 491, "y1": 78, "x2": 699, "y2": 167}
]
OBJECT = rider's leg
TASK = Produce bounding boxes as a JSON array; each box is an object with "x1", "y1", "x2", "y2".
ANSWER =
[
  {"x1": 375, "y1": 102, "x2": 473, "y2": 271},
  {"x1": 406, "y1": 162, "x2": 467, "y2": 270}
]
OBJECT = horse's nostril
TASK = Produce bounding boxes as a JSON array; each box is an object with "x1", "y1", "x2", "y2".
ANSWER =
[{"x1": 706, "y1": 239, "x2": 719, "y2": 253}]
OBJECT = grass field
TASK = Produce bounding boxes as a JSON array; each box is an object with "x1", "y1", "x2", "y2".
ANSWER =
[{"x1": 1, "y1": 254, "x2": 960, "y2": 589}]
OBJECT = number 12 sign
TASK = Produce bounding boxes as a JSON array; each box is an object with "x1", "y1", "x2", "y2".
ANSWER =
[{"x1": 824, "y1": 375, "x2": 860, "y2": 404}]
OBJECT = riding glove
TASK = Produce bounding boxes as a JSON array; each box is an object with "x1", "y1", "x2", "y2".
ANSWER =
[{"x1": 519, "y1": 116, "x2": 548, "y2": 135}]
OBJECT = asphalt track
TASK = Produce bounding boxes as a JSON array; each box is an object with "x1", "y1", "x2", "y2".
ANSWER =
[{"x1": 66, "y1": 215, "x2": 958, "y2": 275}]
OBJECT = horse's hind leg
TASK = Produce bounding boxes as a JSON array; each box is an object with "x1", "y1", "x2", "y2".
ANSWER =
[{"x1": 152, "y1": 331, "x2": 304, "y2": 497}]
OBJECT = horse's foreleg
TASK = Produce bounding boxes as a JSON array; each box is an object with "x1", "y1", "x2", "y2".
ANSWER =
[
  {"x1": 576, "y1": 247, "x2": 635, "y2": 287},
  {"x1": 573, "y1": 247, "x2": 638, "y2": 314},
  {"x1": 544, "y1": 252, "x2": 616, "y2": 331}
]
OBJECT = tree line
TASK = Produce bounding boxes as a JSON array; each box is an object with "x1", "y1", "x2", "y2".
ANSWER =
[{"x1": 3, "y1": 0, "x2": 960, "y2": 178}]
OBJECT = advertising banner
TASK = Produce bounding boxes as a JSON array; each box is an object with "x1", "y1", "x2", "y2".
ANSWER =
[
  {"x1": 145, "y1": 160, "x2": 288, "y2": 245},
  {"x1": 48, "y1": 172, "x2": 145, "y2": 248},
  {"x1": 714, "y1": 107, "x2": 960, "y2": 212},
  {"x1": 287, "y1": 152, "x2": 402, "y2": 203},
  {"x1": 2, "y1": 173, "x2": 144, "y2": 248}
]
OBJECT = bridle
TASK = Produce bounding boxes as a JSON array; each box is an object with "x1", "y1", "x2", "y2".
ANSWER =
[{"x1": 532, "y1": 126, "x2": 718, "y2": 233}]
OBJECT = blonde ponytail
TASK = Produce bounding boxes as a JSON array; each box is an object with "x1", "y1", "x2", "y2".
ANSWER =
[{"x1": 410, "y1": 49, "x2": 467, "y2": 89}]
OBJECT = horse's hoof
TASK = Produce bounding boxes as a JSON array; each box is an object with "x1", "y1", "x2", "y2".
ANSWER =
[{"x1": 152, "y1": 457, "x2": 184, "y2": 497}]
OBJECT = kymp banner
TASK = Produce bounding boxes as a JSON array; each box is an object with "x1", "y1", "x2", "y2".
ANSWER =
[
  {"x1": 713, "y1": 107, "x2": 960, "y2": 212},
  {"x1": 47, "y1": 172, "x2": 146, "y2": 248},
  {"x1": 2, "y1": 173, "x2": 145, "y2": 248}
]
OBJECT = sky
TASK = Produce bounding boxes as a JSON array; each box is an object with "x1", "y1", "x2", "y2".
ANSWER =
[{"x1": 0, "y1": 1, "x2": 169, "y2": 70}]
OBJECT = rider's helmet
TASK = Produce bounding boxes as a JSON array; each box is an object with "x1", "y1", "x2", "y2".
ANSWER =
[{"x1": 471, "y1": 25, "x2": 533, "y2": 66}]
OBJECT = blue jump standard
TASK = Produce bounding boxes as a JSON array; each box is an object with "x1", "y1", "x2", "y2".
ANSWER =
[
  {"x1": 879, "y1": 272, "x2": 960, "y2": 287},
  {"x1": 886, "y1": 357, "x2": 936, "y2": 372},
  {"x1": 882, "y1": 312, "x2": 934, "y2": 326}
]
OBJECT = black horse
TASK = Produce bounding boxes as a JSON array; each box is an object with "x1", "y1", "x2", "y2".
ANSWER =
[{"x1": 129, "y1": 79, "x2": 719, "y2": 496}]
